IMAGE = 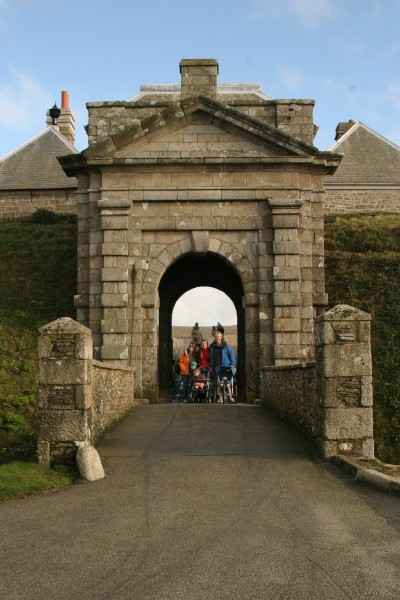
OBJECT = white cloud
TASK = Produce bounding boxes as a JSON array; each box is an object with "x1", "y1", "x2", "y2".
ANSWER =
[
  {"x1": 250, "y1": 0, "x2": 344, "y2": 27},
  {"x1": 0, "y1": 67, "x2": 51, "y2": 130},
  {"x1": 172, "y1": 287, "x2": 237, "y2": 327}
]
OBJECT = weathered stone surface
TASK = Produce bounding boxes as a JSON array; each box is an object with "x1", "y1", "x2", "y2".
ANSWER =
[
  {"x1": 273, "y1": 292, "x2": 301, "y2": 306},
  {"x1": 101, "y1": 268, "x2": 128, "y2": 282},
  {"x1": 37, "y1": 323, "x2": 135, "y2": 467},
  {"x1": 101, "y1": 293, "x2": 128, "y2": 307},
  {"x1": 272, "y1": 266, "x2": 300, "y2": 280},
  {"x1": 39, "y1": 358, "x2": 90, "y2": 385},
  {"x1": 76, "y1": 446, "x2": 105, "y2": 481},
  {"x1": 322, "y1": 407, "x2": 373, "y2": 439},
  {"x1": 101, "y1": 319, "x2": 129, "y2": 333},
  {"x1": 101, "y1": 345, "x2": 129, "y2": 360},
  {"x1": 319, "y1": 377, "x2": 362, "y2": 408},
  {"x1": 38, "y1": 410, "x2": 90, "y2": 442},
  {"x1": 101, "y1": 215, "x2": 129, "y2": 230},
  {"x1": 320, "y1": 304, "x2": 371, "y2": 323},
  {"x1": 319, "y1": 343, "x2": 372, "y2": 377},
  {"x1": 272, "y1": 241, "x2": 300, "y2": 255},
  {"x1": 273, "y1": 317, "x2": 300, "y2": 332}
]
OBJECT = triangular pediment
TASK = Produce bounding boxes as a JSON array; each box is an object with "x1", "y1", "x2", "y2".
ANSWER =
[{"x1": 83, "y1": 96, "x2": 318, "y2": 163}]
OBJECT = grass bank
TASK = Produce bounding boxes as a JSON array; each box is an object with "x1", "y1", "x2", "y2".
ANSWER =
[
  {"x1": 325, "y1": 212, "x2": 400, "y2": 463},
  {"x1": 0, "y1": 213, "x2": 76, "y2": 451},
  {"x1": 0, "y1": 460, "x2": 77, "y2": 502}
]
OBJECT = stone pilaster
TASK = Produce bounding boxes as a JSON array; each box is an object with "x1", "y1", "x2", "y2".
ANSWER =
[
  {"x1": 270, "y1": 200, "x2": 302, "y2": 365},
  {"x1": 37, "y1": 318, "x2": 93, "y2": 468},
  {"x1": 316, "y1": 305, "x2": 374, "y2": 459},
  {"x1": 74, "y1": 173, "x2": 90, "y2": 327},
  {"x1": 257, "y1": 204, "x2": 274, "y2": 367},
  {"x1": 98, "y1": 196, "x2": 131, "y2": 364}
]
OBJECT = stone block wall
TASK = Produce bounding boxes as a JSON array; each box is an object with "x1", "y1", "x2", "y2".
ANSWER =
[
  {"x1": 91, "y1": 360, "x2": 135, "y2": 441},
  {"x1": 316, "y1": 304, "x2": 374, "y2": 458},
  {"x1": 260, "y1": 304, "x2": 374, "y2": 459},
  {"x1": 0, "y1": 189, "x2": 77, "y2": 220},
  {"x1": 260, "y1": 363, "x2": 318, "y2": 439},
  {"x1": 37, "y1": 317, "x2": 135, "y2": 468},
  {"x1": 324, "y1": 189, "x2": 400, "y2": 213}
]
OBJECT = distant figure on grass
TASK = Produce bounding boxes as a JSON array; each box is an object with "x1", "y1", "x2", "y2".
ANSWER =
[
  {"x1": 211, "y1": 322, "x2": 224, "y2": 336},
  {"x1": 191, "y1": 322, "x2": 203, "y2": 347}
]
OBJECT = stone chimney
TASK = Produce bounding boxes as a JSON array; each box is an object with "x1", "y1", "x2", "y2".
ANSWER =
[
  {"x1": 46, "y1": 91, "x2": 75, "y2": 145},
  {"x1": 180, "y1": 59, "x2": 219, "y2": 100},
  {"x1": 335, "y1": 119, "x2": 355, "y2": 141}
]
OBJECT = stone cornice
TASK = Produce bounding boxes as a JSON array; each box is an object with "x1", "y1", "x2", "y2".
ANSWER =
[{"x1": 82, "y1": 94, "x2": 324, "y2": 161}]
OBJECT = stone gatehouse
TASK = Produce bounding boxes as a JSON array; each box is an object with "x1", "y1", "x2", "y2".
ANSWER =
[{"x1": 60, "y1": 58, "x2": 343, "y2": 402}]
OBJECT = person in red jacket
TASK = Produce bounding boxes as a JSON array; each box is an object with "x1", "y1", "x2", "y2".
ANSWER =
[{"x1": 197, "y1": 339, "x2": 210, "y2": 368}]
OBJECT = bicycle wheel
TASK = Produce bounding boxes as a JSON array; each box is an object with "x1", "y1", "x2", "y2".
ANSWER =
[
  {"x1": 232, "y1": 378, "x2": 238, "y2": 403},
  {"x1": 222, "y1": 380, "x2": 230, "y2": 404}
]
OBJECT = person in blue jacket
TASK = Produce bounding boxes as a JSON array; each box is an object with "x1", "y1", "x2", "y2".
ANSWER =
[{"x1": 209, "y1": 330, "x2": 236, "y2": 402}]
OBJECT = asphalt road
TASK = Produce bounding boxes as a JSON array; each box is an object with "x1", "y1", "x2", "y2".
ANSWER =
[{"x1": 1, "y1": 404, "x2": 400, "y2": 600}]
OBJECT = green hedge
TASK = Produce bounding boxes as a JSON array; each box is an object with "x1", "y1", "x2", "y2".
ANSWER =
[
  {"x1": 0, "y1": 218, "x2": 76, "y2": 448},
  {"x1": 325, "y1": 213, "x2": 400, "y2": 463}
]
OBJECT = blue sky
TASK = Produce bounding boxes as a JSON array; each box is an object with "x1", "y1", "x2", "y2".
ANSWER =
[
  {"x1": 1, "y1": 0, "x2": 399, "y2": 158},
  {"x1": 1, "y1": 0, "x2": 399, "y2": 326}
]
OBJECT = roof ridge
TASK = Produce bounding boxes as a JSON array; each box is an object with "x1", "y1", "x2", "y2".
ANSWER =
[{"x1": 329, "y1": 121, "x2": 400, "y2": 153}]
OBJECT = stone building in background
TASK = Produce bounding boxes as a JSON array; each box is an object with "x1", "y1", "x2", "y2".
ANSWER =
[
  {"x1": 0, "y1": 92, "x2": 77, "y2": 220},
  {"x1": 324, "y1": 119, "x2": 400, "y2": 213}
]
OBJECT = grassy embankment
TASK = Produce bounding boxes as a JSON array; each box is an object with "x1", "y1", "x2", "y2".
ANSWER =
[
  {"x1": 0, "y1": 212, "x2": 77, "y2": 499},
  {"x1": 324, "y1": 212, "x2": 400, "y2": 463},
  {"x1": 0, "y1": 211, "x2": 399, "y2": 497}
]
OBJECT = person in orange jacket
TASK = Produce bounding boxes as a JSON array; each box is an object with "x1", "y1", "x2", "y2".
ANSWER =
[{"x1": 178, "y1": 342, "x2": 196, "y2": 402}]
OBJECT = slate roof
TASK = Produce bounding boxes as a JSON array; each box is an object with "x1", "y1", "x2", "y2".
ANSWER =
[
  {"x1": 0, "y1": 126, "x2": 77, "y2": 190},
  {"x1": 325, "y1": 122, "x2": 400, "y2": 186}
]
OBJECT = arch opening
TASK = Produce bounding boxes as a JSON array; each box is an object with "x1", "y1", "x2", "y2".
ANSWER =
[
  {"x1": 172, "y1": 286, "x2": 236, "y2": 327},
  {"x1": 158, "y1": 254, "x2": 245, "y2": 399}
]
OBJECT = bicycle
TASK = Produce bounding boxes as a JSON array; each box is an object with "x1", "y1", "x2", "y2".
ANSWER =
[{"x1": 216, "y1": 366, "x2": 236, "y2": 404}]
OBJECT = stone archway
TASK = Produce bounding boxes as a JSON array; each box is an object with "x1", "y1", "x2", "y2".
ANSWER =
[
  {"x1": 60, "y1": 58, "x2": 343, "y2": 406},
  {"x1": 48, "y1": 58, "x2": 377, "y2": 462},
  {"x1": 158, "y1": 253, "x2": 245, "y2": 397}
]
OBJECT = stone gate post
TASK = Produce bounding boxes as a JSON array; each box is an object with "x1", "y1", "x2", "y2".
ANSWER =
[
  {"x1": 316, "y1": 305, "x2": 374, "y2": 459},
  {"x1": 37, "y1": 317, "x2": 93, "y2": 468}
]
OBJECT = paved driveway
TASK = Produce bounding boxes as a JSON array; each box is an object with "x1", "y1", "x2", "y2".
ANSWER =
[{"x1": 1, "y1": 404, "x2": 400, "y2": 599}]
